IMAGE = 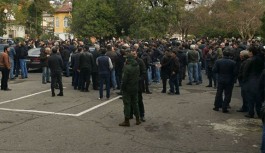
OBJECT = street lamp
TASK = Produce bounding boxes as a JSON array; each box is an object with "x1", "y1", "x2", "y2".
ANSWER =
[
  {"x1": 3, "y1": 9, "x2": 8, "y2": 20},
  {"x1": 121, "y1": 28, "x2": 125, "y2": 40},
  {"x1": 121, "y1": 28, "x2": 125, "y2": 35},
  {"x1": 3, "y1": 9, "x2": 8, "y2": 15}
]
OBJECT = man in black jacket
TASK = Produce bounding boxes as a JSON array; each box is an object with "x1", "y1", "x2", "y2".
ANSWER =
[
  {"x1": 213, "y1": 48, "x2": 236, "y2": 113},
  {"x1": 160, "y1": 49, "x2": 171, "y2": 93},
  {"x1": 243, "y1": 45, "x2": 264, "y2": 118},
  {"x1": 176, "y1": 46, "x2": 187, "y2": 86},
  {"x1": 48, "y1": 47, "x2": 64, "y2": 97},
  {"x1": 168, "y1": 50, "x2": 180, "y2": 95},
  {"x1": 78, "y1": 47, "x2": 94, "y2": 92},
  {"x1": 206, "y1": 46, "x2": 217, "y2": 88}
]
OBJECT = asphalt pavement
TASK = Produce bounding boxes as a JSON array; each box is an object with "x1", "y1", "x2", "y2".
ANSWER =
[{"x1": 0, "y1": 70, "x2": 262, "y2": 153}]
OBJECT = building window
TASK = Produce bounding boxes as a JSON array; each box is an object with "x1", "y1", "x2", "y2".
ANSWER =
[
  {"x1": 55, "y1": 17, "x2": 59, "y2": 27},
  {"x1": 64, "y1": 17, "x2": 69, "y2": 27}
]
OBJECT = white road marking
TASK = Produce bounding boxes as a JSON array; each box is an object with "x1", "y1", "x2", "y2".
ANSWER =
[
  {"x1": 75, "y1": 96, "x2": 122, "y2": 116},
  {"x1": 0, "y1": 108, "x2": 77, "y2": 116},
  {"x1": 0, "y1": 89, "x2": 51, "y2": 105},
  {"x1": 0, "y1": 88, "x2": 66, "y2": 105},
  {"x1": 0, "y1": 94, "x2": 122, "y2": 116}
]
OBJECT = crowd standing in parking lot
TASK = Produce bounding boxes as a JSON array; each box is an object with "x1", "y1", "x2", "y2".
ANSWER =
[{"x1": 0, "y1": 37, "x2": 265, "y2": 151}]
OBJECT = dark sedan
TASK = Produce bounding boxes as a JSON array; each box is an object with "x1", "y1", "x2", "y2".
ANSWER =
[
  {"x1": 26, "y1": 48, "x2": 42, "y2": 70},
  {"x1": 0, "y1": 44, "x2": 9, "y2": 52}
]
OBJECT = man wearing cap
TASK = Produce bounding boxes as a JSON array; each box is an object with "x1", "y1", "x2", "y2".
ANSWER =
[
  {"x1": 119, "y1": 54, "x2": 140, "y2": 127},
  {"x1": 130, "y1": 47, "x2": 147, "y2": 122}
]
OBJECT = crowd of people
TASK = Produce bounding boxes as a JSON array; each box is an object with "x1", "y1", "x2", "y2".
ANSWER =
[{"x1": 0, "y1": 37, "x2": 265, "y2": 150}]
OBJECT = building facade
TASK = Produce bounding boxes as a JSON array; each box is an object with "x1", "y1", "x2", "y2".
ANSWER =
[{"x1": 53, "y1": 0, "x2": 73, "y2": 41}]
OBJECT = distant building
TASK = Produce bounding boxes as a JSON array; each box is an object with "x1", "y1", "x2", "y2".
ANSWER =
[
  {"x1": 42, "y1": 12, "x2": 54, "y2": 34},
  {"x1": 53, "y1": 0, "x2": 73, "y2": 40},
  {"x1": 2, "y1": 10, "x2": 25, "y2": 39}
]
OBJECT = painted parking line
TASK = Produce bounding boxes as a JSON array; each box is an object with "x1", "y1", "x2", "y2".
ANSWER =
[
  {"x1": 0, "y1": 88, "x2": 66, "y2": 105},
  {"x1": 0, "y1": 89, "x2": 51, "y2": 105},
  {"x1": 0, "y1": 108, "x2": 77, "y2": 116},
  {"x1": 0, "y1": 95, "x2": 122, "y2": 116},
  {"x1": 75, "y1": 96, "x2": 122, "y2": 116}
]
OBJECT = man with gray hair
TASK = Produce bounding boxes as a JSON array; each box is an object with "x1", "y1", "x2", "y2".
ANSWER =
[{"x1": 186, "y1": 44, "x2": 199, "y2": 85}]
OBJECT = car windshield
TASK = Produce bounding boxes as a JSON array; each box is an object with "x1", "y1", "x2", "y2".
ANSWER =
[{"x1": 28, "y1": 48, "x2": 40, "y2": 55}]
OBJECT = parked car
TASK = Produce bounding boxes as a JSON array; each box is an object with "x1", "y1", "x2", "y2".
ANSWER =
[
  {"x1": 0, "y1": 37, "x2": 14, "y2": 45},
  {"x1": 26, "y1": 48, "x2": 73, "y2": 72},
  {"x1": 0, "y1": 44, "x2": 9, "y2": 52},
  {"x1": 26, "y1": 48, "x2": 42, "y2": 70}
]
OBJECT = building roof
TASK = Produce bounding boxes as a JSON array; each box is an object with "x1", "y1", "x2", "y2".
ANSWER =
[{"x1": 55, "y1": 0, "x2": 72, "y2": 13}]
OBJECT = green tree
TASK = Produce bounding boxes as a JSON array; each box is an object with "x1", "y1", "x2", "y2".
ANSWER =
[
  {"x1": 190, "y1": 0, "x2": 265, "y2": 39},
  {"x1": 26, "y1": 0, "x2": 53, "y2": 37},
  {"x1": 128, "y1": 0, "x2": 185, "y2": 39},
  {"x1": 71, "y1": 0, "x2": 184, "y2": 39},
  {"x1": 71, "y1": 0, "x2": 117, "y2": 38}
]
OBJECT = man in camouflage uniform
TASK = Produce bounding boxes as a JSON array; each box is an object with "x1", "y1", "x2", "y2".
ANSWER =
[{"x1": 119, "y1": 54, "x2": 141, "y2": 127}]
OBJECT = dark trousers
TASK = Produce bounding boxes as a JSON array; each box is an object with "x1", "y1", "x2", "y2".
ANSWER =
[
  {"x1": 207, "y1": 68, "x2": 216, "y2": 86},
  {"x1": 161, "y1": 77, "x2": 168, "y2": 92},
  {"x1": 182, "y1": 66, "x2": 186, "y2": 80},
  {"x1": 80, "y1": 68, "x2": 91, "y2": 91},
  {"x1": 115, "y1": 70, "x2": 122, "y2": 90},
  {"x1": 1, "y1": 68, "x2": 9, "y2": 90},
  {"x1": 240, "y1": 81, "x2": 248, "y2": 111},
  {"x1": 63, "y1": 61, "x2": 70, "y2": 77},
  {"x1": 51, "y1": 72, "x2": 63, "y2": 94},
  {"x1": 214, "y1": 82, "x2": 233, "y2": 110},
  {"x1": 92, "y1": 71, "x2": 99, "y2": 90},
  {"x1": 15, "y1": 60, "x2": 20, "y2": 77},
  {"x1": 73, "y1": 70, "x2": 80, "y2": 89},
  {"x1": 179, "y1": 67, "x2": 184, "y2": 85},
  {"x1": 142, "y1": 72, "x2": 151, "y2": 92},
  {"x1": 138, "y1": 90, "x2": 145, "y2": 118},
  {"x1": 99, "y1": 74, "x2": 110, "y2": 98},
  {"x1": 245, "y1": 77, "x2": 262, "y2": 116},
  {"x1": 169, "y1": 74, "x2": 179, "y2": 94}
]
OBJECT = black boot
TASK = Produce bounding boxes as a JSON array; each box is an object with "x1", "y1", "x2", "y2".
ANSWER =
[
  {"x1": 57, "y1": 92, "x2": 63, "y2": 96},
  {"x1": 119, "y1": 118, "x2": 130, "y2": 127},
  {"x1": 51, "y1": 88, "x2": 55, "y2": 97},
  {"x1": 136, "y1": 117, "x2": 141, "y2": 125}
]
